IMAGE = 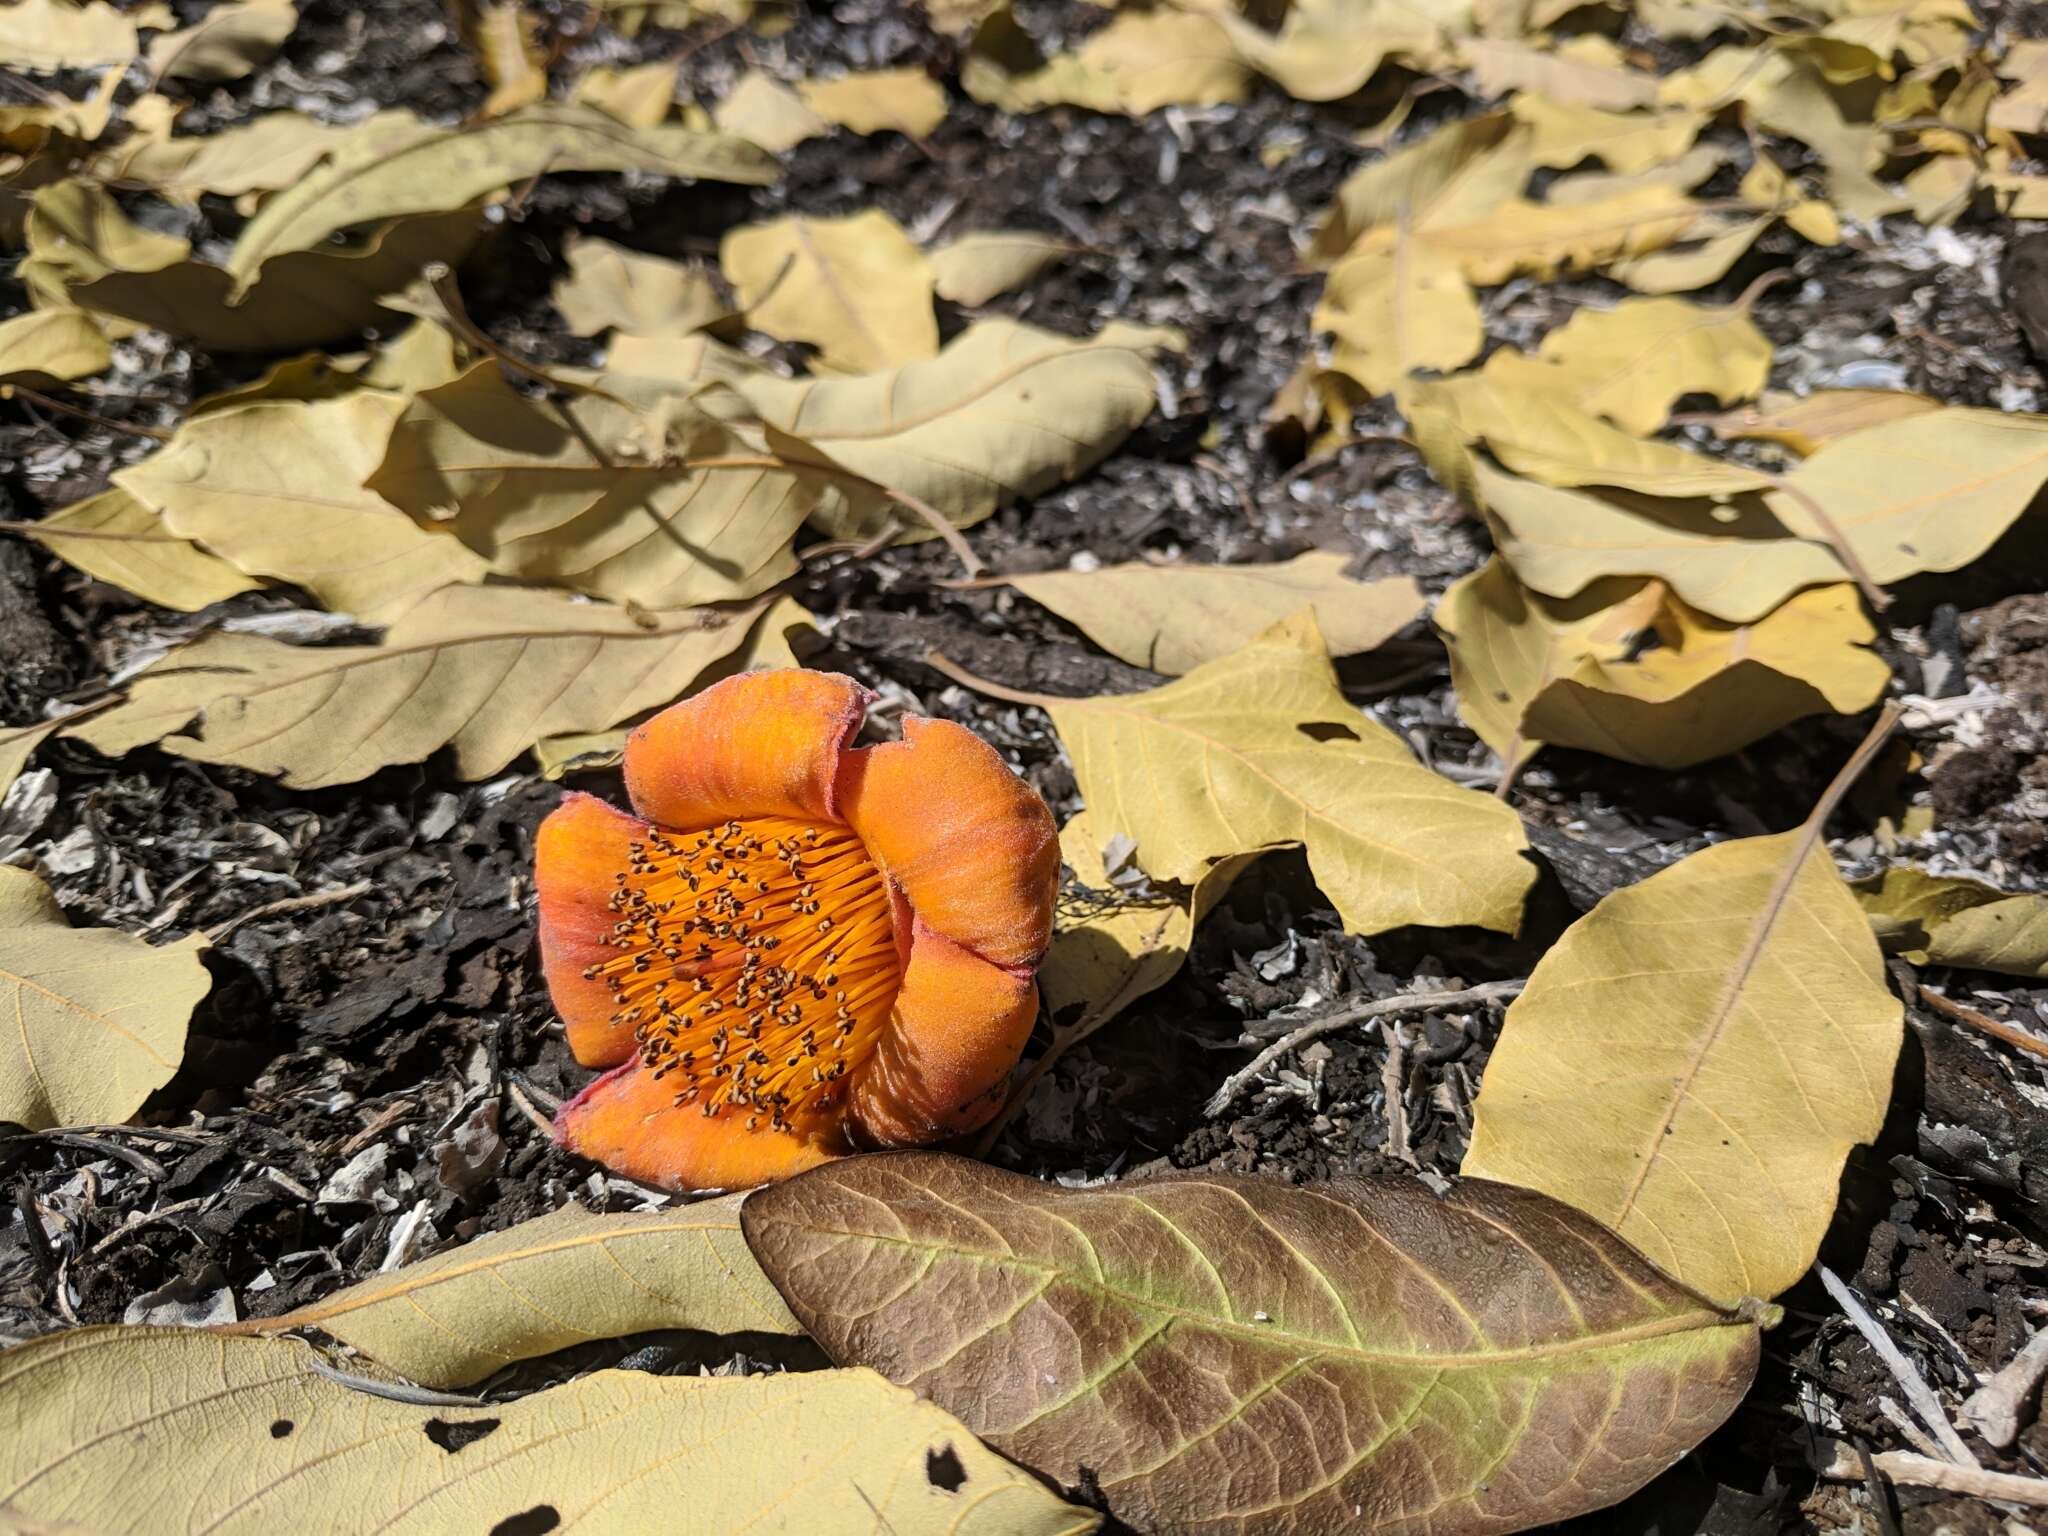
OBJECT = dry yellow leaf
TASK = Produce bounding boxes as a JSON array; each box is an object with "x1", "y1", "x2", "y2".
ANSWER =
[
  {"x1": 227, "y1": 1194, "x2": 799, "y2": 1387},
  {"x1": 0, "y1": 307, "x2": 108, "y2": 383},
  {"x1": 736, "y1": 317, "x2": 1158, "y2": 540},
  {"x1": 721, "y1": 209, "x2": 938, "y2": 373},
  {"x1": 29, "y1": 485, "x2": 262, "y2": 612},
  {"x1": 1763, "y1": 407, "x2": 2048, "y2": 588},
  {"x1": 368, "y1": 364, "x2": 813, "y2": 610},
  {"x1": 551, "y1": 234, "x2": 728, "y2": 338},
  {"x1": 963, "y1": 6, "x2": 1252, "y2": 117},
  {"x1": 1610, "y1": 214, "x2": 1771, "y2": 295},
  {"x1": 67, "y1": 585, "x2": 784, "y2": 789},
  {"x1": 1463, "y1": 729, "x2": 1906, "y2": 1306},
  {"x1": 0, "y1": 1329, "x2": 1099, "y2": 1536},
  {"x1": 227, "y1": 104, "x2": 774, "y2": 286},
  {"x1": 1749, "y1": 64, "x2": 1908, "y2": 222},
  {"x1": 1461, "y1": 36, "x2": 1660, "y2": 109},
  {"x1": 0, "y1": 866, "x2": 210, "y2": 1132},
  {"x1": 1007, "y1": 551, "x2": 1423, "y2": 674},
  {"x1": 1469, "y1": 457, "x2": 1849, "y2": 623},
  {"x1": 713, "y1": 69, "x2": 829, "y2": 152},
  {"x1": 145, "y1": 0, "x2": 295, "y2": 83},
  {"x1": 1421, "y1": 183, "x2": 1709, "y2": 285},
  {"x1": 1309, "y1": 112, "x2": 1528, "y2": 265},
  {"x1": 1506, "y1": 294, "x2": 1773, "y2": 435},
  {"x1": 1315, "y1": 239, "x2": 1484, "y2": 397},
  {"x1": 2, "y1": 0, "x2": 137, "y2": 71},
  {"x1": 0, "y1": 716, "x2": 67, "y2": 801},
  {"x1": 1038, "y1": 612, "x2": 1533, "y2": 935},
  {"x1": 799, "y1": 67, "x2": 949, "y2": 138},
  {"x1": 1509, "y1": 94, "x2": 1705, "y2": 173},
  {"x1": 1200, "y1": 0, "x2": 1446, "y2": 103},
  {"x1": 1700, "y1": 388, "x2": 1944, "y2": 456},
  {"x1": 929, "y1": 229, "x2": 1076, "y2": 305},
  {"x1": 1853, "y1": 867, "x2": 2048, "y2": 977},
  {"x1": 461, "y1": 0, "x2": 547, "y2": 117},
  {"x1": 1438, "y1": 558, "x2": 1888, "y2": 772},
  {"x1": 572, "y1": 58, "x2": 680, "y2": 127},
  {"x1": 89, "y1": 110, "x2": 367, "y2": 204},
  {"x1": 114, "y1": 392, "x2": 489, "y2": 619}
]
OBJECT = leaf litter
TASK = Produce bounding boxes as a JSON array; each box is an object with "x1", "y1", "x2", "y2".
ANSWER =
[{"x1": 2, "y1": 0, "x2": 2048, "y2": 1531}]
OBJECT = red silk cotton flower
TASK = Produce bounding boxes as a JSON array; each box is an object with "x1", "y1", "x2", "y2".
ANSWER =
[{"x1": 535, "y1": 670, "x2": 1058, "y2": 1190}]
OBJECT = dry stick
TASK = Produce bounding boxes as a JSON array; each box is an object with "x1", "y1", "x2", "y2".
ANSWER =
[
  {"x1": 1964, "y1": 1326, "x2": 2048, "y2": 1450},
  {"x1": 1819, "y1": 1446, "x2": 2048, "y2": 1507},
  {"x1": 0, "y1": 384, "x2": 173, "y2": 441},
  {"x1": 920, "y1": 650, "x2": 1064, "y2": 709},
  {"x1": 204, "y1": 879, "x2": 375, "y2": 942},
  {"x1": 1818, "y1": 1264, "x2": 1979, "y2": 1468},
  {"x1": 1915, "y1": 985, "x2": 2048, "y2": 1064},
  {"x1": 1206, "y1": 981, "x2": 1526, "y2": 1117}
]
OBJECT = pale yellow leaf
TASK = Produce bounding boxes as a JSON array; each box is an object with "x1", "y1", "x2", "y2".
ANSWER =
[
  {"x1": 145, "y1": 0, "x2": 296, "y2": 83},
  {"x1": 735, "y1": 317, "x2": 1157, "y2": 540},
  {"x1": 1461, "y1": 36, "x2": 1659, "y2": 109},
  {"x1": 1438, "y1": 558, "x2": 1888, "y2": 772},
  {"x1": 1464, "y1": 791, "x2": 1905, "y2": 1305},
  {"x1": 0, "y1": 307, "x2": 109, "y2": 384},
  {"x1": 1764, "y1": 408, "x2": 2048, "y2": 587},
  {"x1": 1008, "y1": 551, "x2": 1423, "y2": 674},
  {"x1": 114, "y1": 392, "x2": 487, "y2": 619},
  {"x1": 1, "y1": 0, "x2": 137, "y2": 71},
  {"x1": 1197, "y1": 0, "x2": 1445, "y2": 103},
  {"x1": 798, "y1": 67, "x2": 949, "y2": 138},
  {"x1": 368, "y1": 364, "x2": 813, "y2": 609},
  {"x1": 721, "y1": 209, "x2": 938, "y2": 374},
  {"x1": 1420, "y1": 183, "x2": 1709, "y2": 285},
  {"x1": 1749, "y1": 65, "x2": 1908, "y2": 222},
  {"x1": 1610, "y1": 214, "x2": 1770, "y2": 295},
  {"x1": 963, "y1": 7, "x2": 1252, "y2": 117},
  {"x1": 1700, "y1": 388, "x2": 1943, "y2": 456},
  {"x1": 226, "y1": 103, "x2": 774, "y2": 286},
  {"x1": 1045, "y1": 612, "x2": 1534, "y2": 935},
  {"x1": 1853, "y1": 867, "x2": 2048, "y2": 977},
  {"x1": 66, "y1": 585, "x2": 782, "y2": 789},
  {"x1": 0, "y1": 866, "x2": 209, "y2": 1132},
  {"x1": 0, "y1": 1329, "x2": 1099, "y2": 1536},
  {"x1": 0, "y1": 716, "x2": 66, "y2": 802},
  {"x1": 552, "y1": 235, "x2": 728, "y2": 338},
  {"x1": 1501, "y1": 294, "x2": 1773, "y2": 435},
  {"x1": 229, "y1": 1195, "x2": 798, "y2": 1387},
  {"x1": 464, "y1": 0, "x2": 547, "y2": 117},
  {"x1": 1541, "y1": 142, "x2": 1726, "y2": 208},
  {"x1": 1308, "y1": 111, "x2": 1529, "y2": 265},
  {"x1": 1509, "y1": 94, "x2": 1705, "y2": 173},
  {"x1": 1315, "y1": 241, "x2": 1483, "y2": 397},
  {"x1": 712, "y1": 69, "x2": 829, "y2": 152},
  {"x1": 929, "y1": 229, "x2": 1076, "y2": 305},
  {"x1": 571, "y1": 59, "x2": 680, "y2": 128},
  {"x1": 89, "y1": 111, "x2": 369, "y2": 204},
  {"x1": 29, "y1": 485, "x2": 262, "y2": 611}
]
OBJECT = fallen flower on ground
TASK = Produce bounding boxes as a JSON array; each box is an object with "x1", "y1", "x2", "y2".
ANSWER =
[{"x1": 536, "y1": 669, "x2": 1057, "y2": 1189}]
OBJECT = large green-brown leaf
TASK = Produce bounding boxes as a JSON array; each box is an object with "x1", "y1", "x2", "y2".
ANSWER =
[
  {"x1": 0, "y1": 1328, "x2": 1098, "y2": 1536},
  {"x1": 742, "y1": 1152, "x2": 1762, "y2": 1536},
  {"x1": 223, "y1": 1195, "x2": 799, "y2": 1387},
  {"x1": 0, "y1": 867, "x2": 211, "y2": 1131},
  {"x1": 67, "y1": 586, "x2": 786, "y2": 789}
]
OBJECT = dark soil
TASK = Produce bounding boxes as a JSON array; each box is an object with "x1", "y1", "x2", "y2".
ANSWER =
[{"x1": 3, "y1": 2, "x2": 2047, "y2": 1532}]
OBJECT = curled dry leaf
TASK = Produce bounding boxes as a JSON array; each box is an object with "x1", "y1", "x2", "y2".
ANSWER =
[
  {"x1": 963, "y1": 7, "x2": 1252, "y2": 117},
  {"x1": 368, "y1": 363, "x2": 815, "y2": 609},
  {"x1": 226, "y1": 104, "x2": 774, "y2": 286},
  {"x1": 713, "y1": 69, "x2": 830, "y2": 153},
  {"x1": 1854, "y1": 867, "x2": 2048, "y2": 978},
  {"x1": 66, "y1": 585, "x2": 791, "y2": 789},
  {"x1": 89, "y1": 111, "x2": 361, "y2": 205},
  {"x1": 224, "y1": 1194, "x2": 799, "y2": 1388},
  {"x1": 0, "y1": 307, "x2": 109, "y2": 384},
  {"x1": 551, "y1": 234, "x2": 729, "y2": 338},
  {"x1": 1006, "y1": 550, "x2": 1424, "y2": 674},
  {"x1": 1464, "y1": 732, "x2": 1906, "y2": 1306},
  {"x1": 737, "y1": 317, "x2": 1160, "y2": 541},
  {"x1": 741, "y1": 1151, "x2": 1762, "y2": 1536},
  {"x1": 145, "y1": 0, "x2": 297, "y2": 83},
  {"x1": 929, "y1": 229, "x2": 1077, "y2": 306},
  {"x1": 1438, "y1": 558, "x2": 1888, "y2": 773},
  {"x1": 0, "y1": 1328, "x2": 1099, "y2": 1536},
  {"x1": 0, "y1": 866, "x2": 210, "y2": 1132},
  {"x1": 1460, "y1": 36, "x2": 1660, "y2": 110},
  {"x1": 30, "y1": 485, "x2": 262, "y2": 612},
  {"x1": 720, "y1": 209, "x2": 939, "y2": 374},
  {"x1": 798, "y1": 67, "x2": 949, "y2": 139},
  {"x1": 1316, "y1": 241, "x2": 1484, "y2": 398},
  {"x1": 114, "y1": 392, "x2": 489, "y2": 619},
  {"x1": 1040, "y1": 612, "x2": 1534, "y2": 936}
]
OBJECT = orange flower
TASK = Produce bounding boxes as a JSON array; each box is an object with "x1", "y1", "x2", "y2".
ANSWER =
[{"x1": 535, "y1": 669, "x2": 1058, "y2": 1190}]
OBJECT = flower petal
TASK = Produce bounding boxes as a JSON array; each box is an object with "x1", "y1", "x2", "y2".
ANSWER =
[
  {"x1": 839, "y1": 716, "x2": 1058, "y2": 969},
  {"x1": 850, "y1": 920, "x2": 1037, "y2": 1146},
  {"x1": 554, "y1": 1064, "x2": 841, "y2": 1191},
  {"x1": 624, "y1": 669, "x2": 870, "y2": 831},
  {"x1": 536, "y1": 792, "x2": 648, "y2": 1069}
]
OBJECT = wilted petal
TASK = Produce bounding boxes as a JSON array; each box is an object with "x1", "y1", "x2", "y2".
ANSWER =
[
  {"x1": 536, "y1": 791, "x2": 650, "y2": 1068},
  {"x1": 554, "y1": 1063, "x2": 841, "y2": 1191}
]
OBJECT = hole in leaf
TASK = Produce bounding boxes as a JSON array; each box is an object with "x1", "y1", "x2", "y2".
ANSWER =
[
  {"x1": 489, "y1": 1506, "x2": 560, "y2": 1536},
  {"x1": 425, "y1": 1416, "x2": 502, "y2": 1453},
  {"x1": 926, "y1": 1445, "x2": 968, "y2": 1493},
  {"x1": 269, "y1": 1419, "x2": 293, "y2": 1439},
  {"x1": 1297, "y1": 721, "x2": 1359, "y2": 743}
]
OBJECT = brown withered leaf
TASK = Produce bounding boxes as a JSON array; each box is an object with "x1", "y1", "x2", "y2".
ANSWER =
[{"x1": 742, "y1": 1152, "x2": 1763, "y2": 1536}]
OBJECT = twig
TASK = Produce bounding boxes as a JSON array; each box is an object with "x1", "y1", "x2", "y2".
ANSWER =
[
  {"x1": 1818, "y1": 1265, "x2": 1979, "y2": 1468},
  {"x1": 1916, "y1": 986, "x2": 2048, "y2": 1064},
  {"x1": 204, "y1": 880, "x2": 374, "y2": 942},
  {"x1": 1381, "y1": 1021, "x2": 1416, "y2": 1167},
  {"x1": 1205, "y1": 981, "x2": 1525, "y2": 1116},
  {"x1": 503, "y1": 1071, "x2": 560, "y2": 1138},
  {"x1": 1819, "y1": 1445, "x2": 2048, "y2": 1507},
  {"x1": 0, "y1": 384, "x2": 173, "y2": 441},
  {"x1": 919, "y1": 651, "x2": 1066, "y2": 710},
  {"x1": 1964, "y1": 1327, "x2": 2048, "y2": 1450},
  {"x1": 306, "y1": 1357, "x2": 486, "y2": 1407}
]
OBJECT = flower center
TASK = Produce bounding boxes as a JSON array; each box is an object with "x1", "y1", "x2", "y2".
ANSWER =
[{"x1": 584, "y1": 815, "x2": 900, "y2": 1136}]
